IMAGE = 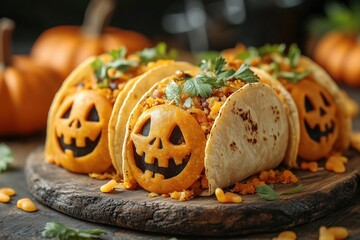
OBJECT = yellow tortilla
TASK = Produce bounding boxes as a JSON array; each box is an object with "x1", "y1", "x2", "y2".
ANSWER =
[{"x1": 109, "y1": 62, "x2": 199, "y2": 177}]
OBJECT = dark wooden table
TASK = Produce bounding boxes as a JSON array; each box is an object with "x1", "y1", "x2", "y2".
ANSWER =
[{"x1": 1, "y1": 84, "x2": 360, "y2": 240}]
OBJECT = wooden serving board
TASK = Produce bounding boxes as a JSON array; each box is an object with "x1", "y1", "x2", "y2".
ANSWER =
[{"x1": 25, "y1": 146, "x2": 360, "y2": 237}]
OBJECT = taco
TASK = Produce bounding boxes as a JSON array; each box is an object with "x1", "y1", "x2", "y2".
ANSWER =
[
  {"x1": 44, "y1": 44, "x2": 194, "y2": 174},
  {"x1": 222, "y1": 43, "x2": 352, "y2": 162},
  {"x1": 109, "y1": 62, "x2": 199, "y2": 177},
  {"x1": 121, "y1": 57, "x2": 292, "y2": 195}
]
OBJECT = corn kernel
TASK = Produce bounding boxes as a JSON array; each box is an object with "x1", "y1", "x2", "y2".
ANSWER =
[
  {"x1": 278, "y1": 230, "x2": 297, "y2": 239},
  {"x1": 328, "y1": 227, "x2": 349, "y2": 240},
  {"x1": 319, "y1": 226, "x2": 335, "y2": 240},
  {"x1": 325, "y1": 156, "x2": 347, "y2": 173},
  {"x1": 300, "y1": 161, "x2": 318, "y2": 172},
  {"x1": 17, "y1": 198, "x2": 37, "y2": 212},
  {"x1": 272, "y1": 230, "x2": 297, "y2": 240},
  {"x1": 100, "y1": 179, "x2": 117, "y2": 193},
  {"x1": 215, "y1": 188, "x2": 242, "y2": 203},
  {"x1": 0, "y1": 187, "x2": 16, "y2": 196},
  {"x1": 0, "y1": 192, "x2": 10, "y2": 203}
]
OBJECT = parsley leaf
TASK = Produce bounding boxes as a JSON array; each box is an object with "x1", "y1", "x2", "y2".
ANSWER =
[
  {"x1": 231, "y1": 64, "x2": 259, "y2": 83},
  {"x1": 165, "y1": 57, "x2": 259, "y2": 101},
  {"x1": 281, "y1": 184, "x2": 303, "y2": 195},
  {"x1": 92, "y1": 47, "x2": 138, "y2": 88},
  {"x1": 237, "y1": 47, "x2": 259, "y2": 61},
  {"x1": 42, "y1": 222, "x2": 106, "y2": 240},
  {"x1": 164, "y1": 81, "x2": 182, "y2": 104},
  {"x1": 258, "y1": 43, "x2": 286, "y2": 56},
  {"x1": 256, "y1": 185, "x2": 279, "y2": 201},
  {"x1": 108, "y1": 48, "x2": 126, "y2": 59},
  {"x1": 183, "y1": 97, "x2": 194, "y2": 108},
  {"x1": 278, "y1": 70, "x2": 312, "y2": 83},
  {"x1": 0, "y1": 143, "x2": 13, "y2": 172},
  {"x1": 287, "y1": 43, "x2": 301, "y2": 69},
  {"x1": 183, "y1": 74, "x2": 215, "y2": 98},
  {"x1": 256, "y1": 184, "x2": 304, "y2": 201},
  {"x1": 137, "y1": 42, "x2": 178, "y2": 64},
  {"x1": 195, "y1": 51, "x2": 220, "y2": 65}
]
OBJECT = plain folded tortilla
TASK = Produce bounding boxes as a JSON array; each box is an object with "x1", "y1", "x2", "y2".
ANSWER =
[
  {"x1": 205, "y1": 83, "x2": 289, "y2": 194},
  {"x1": 251, "y1": 67, "x2": 300, "y2": 168},
  {"x1": 122, "y1": 76, "x2": 289, "y2": 194}
]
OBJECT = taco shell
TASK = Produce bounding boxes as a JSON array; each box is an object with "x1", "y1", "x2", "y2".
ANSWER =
[{"x1": 109, "y1": 62, "x2": 199, "y2": 177}]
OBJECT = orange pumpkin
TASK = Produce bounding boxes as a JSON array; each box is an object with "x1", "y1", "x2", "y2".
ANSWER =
[
  {"x1": 314, "y1": 31, "x2": 360, "y2": 87},
  {"x1": 31, "y1": 0, "x2": 152, "y2": 80},
  {"x1": 0, "y1": 18, "x2": 61, "y2": 135}
]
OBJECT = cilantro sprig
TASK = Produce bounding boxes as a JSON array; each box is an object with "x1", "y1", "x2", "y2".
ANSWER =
[
  {"x1": 0, "y1": 143, "x2": 13, "y2": 172},
  {"x1": 136, "y1": 42, "x2": 178, "y2": 64},
  {"x1": 236, "y1": 43, "x2": 311, "y2": 83},
  {"x1": 92, "y1": 43, "x2": 178, "y2": 88},
  {"x1": 92, "y1": 47, "x2": 138, "y2": 88},
  {"x1": 42, "y1": 222, "x2": 106, "y2": 240},
  {"x1": 165, "y1": 57, "x2": 259, "y2": 103},
  {"x1": 256, "y1": 184, "x2": 303, "y2": 201}
]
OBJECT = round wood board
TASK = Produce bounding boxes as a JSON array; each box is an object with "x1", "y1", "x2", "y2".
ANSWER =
[{"x1": 25, "y1": 145, "x2": 360, "y2": 237}]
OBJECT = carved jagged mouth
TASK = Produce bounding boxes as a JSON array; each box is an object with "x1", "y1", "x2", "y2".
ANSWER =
[
  {"x1": 133, "y1": 145, "x2": 190, "y2": 179},
  {"x1": 304, "y1": 120, "x2": 335, "y2": 142},
  {"x1": 58, "y1": 134, "x2": 101, "y2": 157}
]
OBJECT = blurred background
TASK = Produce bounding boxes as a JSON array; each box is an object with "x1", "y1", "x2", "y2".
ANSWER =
[{"x1": 0, "y1": 0, "x2": 334, "y2": 54}]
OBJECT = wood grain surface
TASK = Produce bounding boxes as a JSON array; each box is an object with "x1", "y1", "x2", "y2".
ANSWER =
[{"x1": 25, "y1": 145, "x2": 360, "y2": 237}]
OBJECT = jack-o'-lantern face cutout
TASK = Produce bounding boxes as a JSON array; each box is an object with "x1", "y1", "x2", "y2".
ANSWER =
[
  {"x1": 54, "y1": 90, "x2": 113, "y2": 173},
  {"x1": 288, "y1": 79, "x2": 338, "y2": 161},
  {"x1": 128, "y1": 104, "x2": 206, "y2": 194}
]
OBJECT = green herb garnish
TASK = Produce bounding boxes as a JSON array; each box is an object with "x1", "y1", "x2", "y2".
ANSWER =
[
  {"x1": 183, "y1": 97, "x2": 194, "y2": 108},
  {"x1": 92, "y1": 47, "x2": 138, "y2": 88},
  {"x1": 178, "y1": 57, "x2": 258, "y2": 99},
  {"x1": 235, "y1": 43, "x2": 311, "y2": 82},
  {"x1": 282, "y1": 184, "x2": 303, "y2": 195},
  {"x1": 256, "y1": 185, "x2": 279, "y2": 201},
  {"x1": 137, "y1": 42, "x2": 178, "y2": 64},
  {"x1": 195, "y1": 51, "x2": 220, "y2": 65},
  {"x1": 42, "y1": 222, "x2": 106, "y2": 240},
  {"x1": 277, "y1": 70, "x2": 312, "y2": 83},
  {"x1": 258, "y1": 43, "x2": 286, "y2": 56},
  {"x1": 287, "y1": 43, "x2": 301, "y2": 69},
  {"x1": 0, "y1": 143, "x2": 13, "y2": 172},
  {"x1": 164, "y1": 81, "x2": 182, "y2": 104},
  {"x1": 256, "y1": 184, "x2": 303, "y2": 201}
]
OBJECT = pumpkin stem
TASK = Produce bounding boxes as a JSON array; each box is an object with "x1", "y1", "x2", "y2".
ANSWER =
[
  {"x1": 81, "y1": 0, "x2": 116, "y2": 37},
  {"x1": 0, "y1": 18, "x2": 14, "y2": 71}
]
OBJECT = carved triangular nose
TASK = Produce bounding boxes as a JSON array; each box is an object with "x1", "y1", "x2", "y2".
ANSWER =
[
  {"x1": 69, "y1": 119, "x2": 81, "y2": 128},
  {"x1": 320, "y1": 107, "x2": 326, "y2": 116}
]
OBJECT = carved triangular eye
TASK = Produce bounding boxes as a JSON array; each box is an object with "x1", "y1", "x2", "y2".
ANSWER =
[
  {"x1": 320, "y1": 92, "x2": 330, "y2": 106},
  {"x1": 169, "y1": 125, "x2": 185, "y2": 145},
  {"x1": 305, "y1": 95, "x2": 314, "y2": 112},
  {"x1": 139, "y1": 118, "x2": 151, "y2": 136},
  {"x1": 86, "y1": 105, "x2": 99, "y2": 122},
  {"x1": 61, "y1": 105, "x2": 72, "y2": 119}
]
